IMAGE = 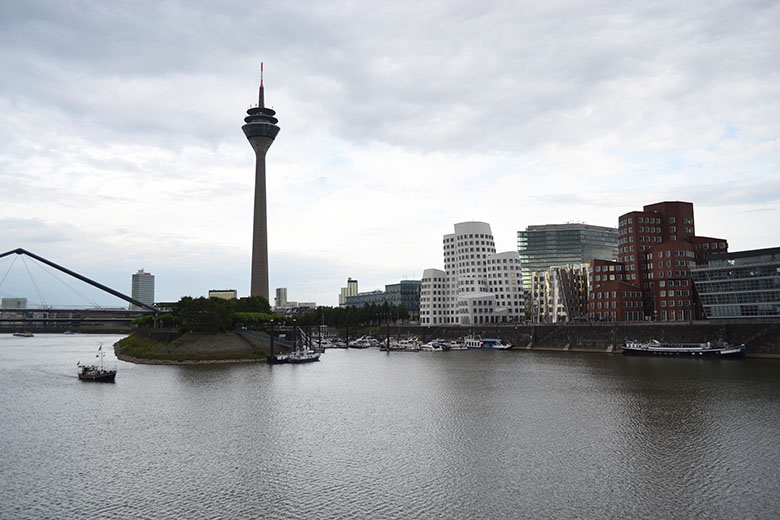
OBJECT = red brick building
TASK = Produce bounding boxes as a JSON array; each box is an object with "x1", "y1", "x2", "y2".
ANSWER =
[{"x1": 588, "y1": 201, "x2": 727, "y2": 322}]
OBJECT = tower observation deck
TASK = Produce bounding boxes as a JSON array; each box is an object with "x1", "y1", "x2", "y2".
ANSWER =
[{"x1": 242, "y1": 63, "x2": 280, "y2": 301}]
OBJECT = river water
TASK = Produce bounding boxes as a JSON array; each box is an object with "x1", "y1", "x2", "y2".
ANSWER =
[{"x1": 0, "y1": 334, "x2": 778, "y2": 519}]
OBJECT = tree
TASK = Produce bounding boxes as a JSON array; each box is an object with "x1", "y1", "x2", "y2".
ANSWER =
[
  {"x1": 233, "y1": 296, "x2": 271, "y2": 314},
  {"x1": 178, "y1": 297, "x2": 233, "y2": 333}
]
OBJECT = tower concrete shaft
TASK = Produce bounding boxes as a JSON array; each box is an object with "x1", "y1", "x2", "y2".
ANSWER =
[{"x1": 242, "y1": 66, "x2": 280, "y2": 301}]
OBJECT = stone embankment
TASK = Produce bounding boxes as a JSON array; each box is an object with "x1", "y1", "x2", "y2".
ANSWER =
[{"x1": 395, "y1": 321, "x2": 780, "y2": 358}]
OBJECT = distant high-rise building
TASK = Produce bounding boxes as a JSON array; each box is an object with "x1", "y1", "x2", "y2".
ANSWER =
[
  {"x1": 339, "y1": 278, "x2": 358, "y2": 306},
  {"x1": 1, "y1": 298, "x2": 27, "y2": 309},
  {"x1": 420, "y1": 222, "x2": 524, "y2": 325},
  {"x1": 131, "y1": 269, "x2": 155, "y2": 310},
  {"x1": 209, "y1": 289, "x2": 237, "y2": 300},
  {"x1": 275, "y1": 288, "x2": 288, "y2": 308},
  {"x1": 517, "y1": 223, "x2": 618, "y2": 292}
]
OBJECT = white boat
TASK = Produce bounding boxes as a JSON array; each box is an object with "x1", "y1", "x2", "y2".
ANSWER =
[
  {"x1": 446, "y1": 339, "x2": 468, "y2": 351},
  {"x1": 464, "y1": 335, "x2": 483, "y2": 349},
  {"x1": 287, "y1": 345, "x2": 321, "y2": 363},
  {"x1": 420, "y1": 341, "x2": 444, "y2": 352},
  {"x1": 391, "y1": 337, "x2": 420, "y2": 351},
  {"x1": 622, "y1": 339, "x2": 745, "y2": 357},
  {"x1": 350, "y1": 336, "x2": 372, "y2": 348},
  {"x1": 316, "y1": 338, "x2": 336, "y2": 349},
  {"x1": 481, "y1": 338, "x2": 513, "y2": 350},
  {"x1": 464, "y1": 335, "x2": 512, "y2": 350}
]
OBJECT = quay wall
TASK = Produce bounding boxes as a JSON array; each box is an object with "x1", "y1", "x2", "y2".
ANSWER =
[{"x1": 390, "y1": 321, "x2": 780, "y2": 358}]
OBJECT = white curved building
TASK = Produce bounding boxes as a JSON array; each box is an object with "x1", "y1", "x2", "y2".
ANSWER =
[{"x1": 420, "y1": 222, "x2": 524, "y2": 325}]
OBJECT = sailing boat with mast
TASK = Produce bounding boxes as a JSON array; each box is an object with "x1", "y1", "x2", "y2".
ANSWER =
[{"x1": 77, "y1": 344, "x2": 117, "y2": 382}]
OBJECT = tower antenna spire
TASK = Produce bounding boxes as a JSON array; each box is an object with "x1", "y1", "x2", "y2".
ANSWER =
[{"x1": 258, "y1": 62, "x2": 265, "y2": 108}]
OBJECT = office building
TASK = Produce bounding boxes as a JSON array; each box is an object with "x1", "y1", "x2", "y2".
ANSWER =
[
  {"x1": 1, "y1": 298, "x2": 27, "y2": 309},
  {"x1": 517, "y1": 223, "x2": 618, "y2": 292},
  {"x1": 691, "y1": 247, "x2": 780, "y2": 319},
  {"x1": 209, "y1": 290, "x2": 238, "y2": 300},
  {"x1": 420, "y1": 222, "x2": 524, "y2": 325},
  {"x1": 589, "y1": 201, "x2": 727, "y2": 321},
  {"x1": 339, "y1": 278, "x2": 358, "y2": 306},
  {"x1": 532, "y1": 264, "x2": 590, "y2": 323},
  {"x1": 275, "y1": 288, "x2": 288, "y2": 308},
  {"x1": 131, "y1": 269, "x2": 155, "y2": 310},
  {"x1": 345, "y1": 280, "x2": 421, "y2": 318}
]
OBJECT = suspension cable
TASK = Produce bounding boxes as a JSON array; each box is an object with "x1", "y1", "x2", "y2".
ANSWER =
[
  {"x1": 20, "y1": 255, "x2": 48, "y2": 308},
  {"x1": 28, "y1": 259, "x2": 103, "y2": 308},
  {"x1": 0, "y1": 254, "x2": 19, "y2": 292}
]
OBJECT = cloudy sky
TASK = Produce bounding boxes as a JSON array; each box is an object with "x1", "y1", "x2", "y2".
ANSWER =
[{"x1": 1, "y1": 0, "x2": 778, "y2": 308}]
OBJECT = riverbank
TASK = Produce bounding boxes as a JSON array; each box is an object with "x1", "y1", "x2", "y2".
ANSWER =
[
  {"x1": 114, "y1": 331, "x2": 268, "y2": 365},
  {"x1": 392, "y1": 321, "x2": 780, "y2": 358}
]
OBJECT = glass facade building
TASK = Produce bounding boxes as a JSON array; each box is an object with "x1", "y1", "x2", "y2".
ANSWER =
[
  {"x1": 691, "y1": 247, "x2": 780, "y2": 319},
  {"x1": 345, "y1": 280, "x2": 421, "y2": 318},
  {"x1": 517, "y1": 224, "x2": 618, "y2": 292}
]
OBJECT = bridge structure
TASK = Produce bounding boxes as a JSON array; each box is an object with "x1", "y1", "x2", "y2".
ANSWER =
[{"x1": 0, "y1": 248, "x2": 159, "y2": 333}]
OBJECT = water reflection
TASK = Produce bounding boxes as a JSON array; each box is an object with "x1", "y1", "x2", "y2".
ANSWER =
[{"x1": 0, "y1": 336, "x2": 778, "y2": 519}]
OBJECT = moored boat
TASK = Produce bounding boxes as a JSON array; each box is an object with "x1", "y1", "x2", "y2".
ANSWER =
[
  {"x1": 420, "y1": 341, "x2": 444, "y2": 352},
  {"x1": 481, "y1": 338, "x2": 513, "y2": 350},
  {"x1": 397, "y1": 338, "x2": 421, "y2": 351},
  {"x1": 464, "y1": 335, "x2": 512, "y2": 350},
  {"x1": 267, "y1": 353, "x2": 290, "y2": 364},
  {"x1": 349, "y1": 336, "x2": 372, "y2": 349},
  {"x1": 445, "y1": 339, "x2": 468, "y2": 351},
  {"x1": 13, "y1": 331, "x2": 34, "y2": 337},
  {"x1": 622, "y1": 339, "x2": 745, "y2": 357},
  {"x1": 287, "y1": 345, "x2": 321, "y2": 363},
  {"x1": 269, "y1": 343, "x2": 321, "y2": 364},
  {"x1": 77, "y1": 344, "x2": 116, "y2": 382}
]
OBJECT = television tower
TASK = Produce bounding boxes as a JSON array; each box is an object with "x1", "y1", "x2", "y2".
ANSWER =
[{"x1": 242, "y1": 63, "x2": 280, "y2": 301}]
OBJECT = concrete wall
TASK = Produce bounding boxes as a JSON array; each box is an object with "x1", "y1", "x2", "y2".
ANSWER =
[{"x1": 390, "y1": 321, "x2": 780, "y2": 358}]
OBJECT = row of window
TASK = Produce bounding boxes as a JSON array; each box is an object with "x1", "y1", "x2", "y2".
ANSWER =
[
  {"x1": 659, "y1": 300, "x2": 691, "y2": 307},
  {"x1": 593, "y1": 274, "x2": 623, "y2": 282},
  {"x1": 700, "y1": 291, "x2": 780, "y2": 305},
  {"x1": 706, "y1": 304, "x2": 780, "y2": 317},
  {"x1": 696, "y1": 242, "x2": 726, "y2": 250},
  {"x1": 660, "y1": 290, "x2": 690, "y2": 297}
]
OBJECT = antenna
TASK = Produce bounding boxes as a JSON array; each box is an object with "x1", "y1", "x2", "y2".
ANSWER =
[{"x1": 258, "y1": 62, "x2": 265, "y2": 108}]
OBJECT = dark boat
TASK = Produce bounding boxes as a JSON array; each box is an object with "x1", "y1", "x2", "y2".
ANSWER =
[
  {"x1": 13, "y1": 332, "x2": 34, "y2": 337},
  {"x1": 622, "y1": 339, "x2": 745, "y2": 357},
  {"x1": 268, "y1": 344, "x2": 320, "y2": 364},
  {"x1": 267, "y1": 353, "x2": 290, "y2": 365},
  {"x1": 287, "y1": 346, "x2": 320, "y2": 363},
  {"x1": 77, "y1": 344, "x2": 117, "y2": 382}
]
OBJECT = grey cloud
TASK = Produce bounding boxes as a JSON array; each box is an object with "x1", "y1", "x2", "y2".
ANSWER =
[{"x1": 3, "y1": 1, "x2": 778, "y2": 153}]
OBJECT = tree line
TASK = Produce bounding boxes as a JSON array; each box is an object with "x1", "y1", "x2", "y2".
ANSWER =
[{"x1": 133, "y1": 296, "x2": 409, "y2": 334}]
